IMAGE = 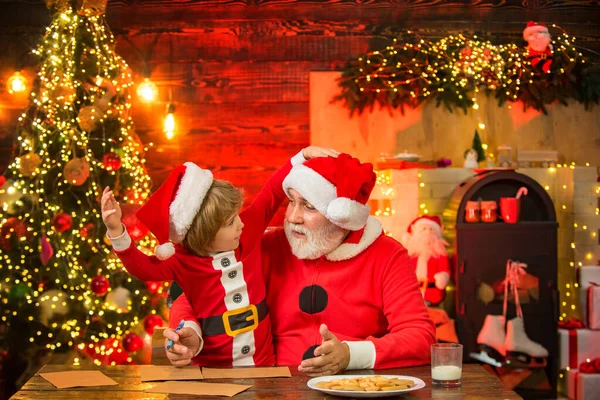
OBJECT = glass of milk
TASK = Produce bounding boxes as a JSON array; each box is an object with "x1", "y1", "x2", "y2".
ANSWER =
[{"x1": 431, "y1": 343, "x2": 463, "y2": 387}]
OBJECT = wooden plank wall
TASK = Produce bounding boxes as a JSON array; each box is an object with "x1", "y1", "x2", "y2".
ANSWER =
[{"x1": 0, "y1": 0, "x2": 599, "y2": 214}]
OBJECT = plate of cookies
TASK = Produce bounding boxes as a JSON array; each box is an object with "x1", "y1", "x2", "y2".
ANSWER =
[{"x1": 307, "y1": 374, "x2": 425, "y2": 397}]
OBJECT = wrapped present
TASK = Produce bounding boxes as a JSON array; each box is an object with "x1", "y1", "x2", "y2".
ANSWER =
[
  {"x1": 567, "y1": 359, "x2": 600, "y2": 400},
  {"x1": 578, "y1": 266, "x2": 600, "y2": 327},
  {"x1": 588, "y1": 283, "x2": 600, "y2": 330},
  {"x1": 558, "y1": 325, "x2": 600, "y2": 369}
]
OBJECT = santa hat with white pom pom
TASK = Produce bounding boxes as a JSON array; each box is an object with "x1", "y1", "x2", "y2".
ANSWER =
[{"x1": 136, "y1": 162, "x2": 213, "y2": 260}]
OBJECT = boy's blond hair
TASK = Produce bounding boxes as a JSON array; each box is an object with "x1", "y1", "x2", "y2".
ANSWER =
[{"x1": 183, "y1": 180, "x2": 243, "y2": 257}]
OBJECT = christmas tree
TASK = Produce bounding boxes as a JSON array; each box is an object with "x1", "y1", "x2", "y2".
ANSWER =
[
  {"x1": 0, "y1": 0, "x2": 167, "y2": 390},
  {"x1": 471, "y1": 130, "x2": 486, "y2": 163}
]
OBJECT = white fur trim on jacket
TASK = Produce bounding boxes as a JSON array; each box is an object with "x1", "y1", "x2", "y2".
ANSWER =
[
  {"x1": 327, "y1": 197, "x2": 370, "y2": 231},
  {"x1": 169, "y1": 162, "x2": 213, "y2": 243},
  {"x1": 326, "y1": 217, "x2": 383, "y2": 262}
]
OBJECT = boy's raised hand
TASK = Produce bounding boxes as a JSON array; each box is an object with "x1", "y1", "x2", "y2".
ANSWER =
[
  {"x1": 302, "y1": 146, "x2": 340, "y2": 160},
  {"x1": 101, "y1": 186, "x2": 123, "y2": 235}
]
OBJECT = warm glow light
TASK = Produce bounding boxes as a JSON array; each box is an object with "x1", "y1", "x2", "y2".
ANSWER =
[
  {"x1": 478, "y1": 123, "x2": 486, "y2": 130},
  {"x1": 7, "y1": 71, "x2": 27, "y2": 94},
  {"x1": 164, "y1": 103, "x2": 175, "y2": 140},
  {"x1": 136, "y1": 78, "x2": 158, "y2": 102}
]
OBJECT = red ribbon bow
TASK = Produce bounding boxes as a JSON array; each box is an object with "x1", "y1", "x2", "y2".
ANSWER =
[
  {"x1": 558, "y1": 317, "x2": 584, "y2": 330},
  {"x1": 579, "y1": 358, "x2": 600, "y2": 374}
]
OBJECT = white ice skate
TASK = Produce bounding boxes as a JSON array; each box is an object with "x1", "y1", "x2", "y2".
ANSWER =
[
  {"x1": 471, "y1": 315, "x2": 506, "y2": 367},
  {"x1": 504, "y1": 316, "x2": 548, "y2": 368}
]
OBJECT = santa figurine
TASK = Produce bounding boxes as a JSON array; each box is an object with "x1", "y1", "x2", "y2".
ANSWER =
[
  {"x1": 523, "y1": 21, "x2": 553, "y2": 73},
  {"x1": 403, "y1": 216, "x2": 451, "y2": 306}
]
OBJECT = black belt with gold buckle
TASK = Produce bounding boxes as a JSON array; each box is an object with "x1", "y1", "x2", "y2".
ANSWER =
[{"x1": 199, "y1": 299, "x2": 268, "y2": 337}]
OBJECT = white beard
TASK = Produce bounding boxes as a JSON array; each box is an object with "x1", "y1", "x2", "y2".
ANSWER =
[
  {"x1": 405, "y1": 229, "x2": 447, "y2": 279},
  {"x1": 284, "y1": 221, "x2": 346, "y2": 260}
]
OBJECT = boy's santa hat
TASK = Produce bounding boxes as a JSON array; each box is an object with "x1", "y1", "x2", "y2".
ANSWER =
[
  {"x1": 136, "y1": 162, "x2": 213, "y2": 260},
  {"x1": 407, "y1": 215, "x2": 442, "y2": 235},
  {"x1": 282, "y1": 153, "x2": 375, "y2": 231},
  {"x1": 523, "y1": 21, "x2": 548, "y2": 38}
]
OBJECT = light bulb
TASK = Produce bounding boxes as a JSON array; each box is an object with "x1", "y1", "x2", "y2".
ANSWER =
[
  {"x1": 136, "y1": 78, "x2": 158, "y2": 102},
  {"x1": 7, "y1": 71, "x2": 27, "y2": 94},
  {"x1": 164, "y1": 103, "x2": 175, "y2": 140}
]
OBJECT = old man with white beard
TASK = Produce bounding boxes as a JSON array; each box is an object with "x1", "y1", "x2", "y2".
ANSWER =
[{"x1": 165, "y1": 153, "x2": 436, "y2": 375}]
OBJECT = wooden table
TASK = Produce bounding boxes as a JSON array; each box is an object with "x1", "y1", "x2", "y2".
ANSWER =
[{"x1": 13, "y1": 363, "x2": 521, "y2": 399}]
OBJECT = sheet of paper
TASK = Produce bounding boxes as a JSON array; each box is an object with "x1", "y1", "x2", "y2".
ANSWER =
[
  {"x1": 39, "y1": 370, "x2": 118, "y2": 389},
  {"x1": 140, "y1": 365, "x2": 204, "y2": 382},
  {"x1": 147, "y1": 381, "x2": 252, "y2": 397},
  {"x1": 202, "y1": 366, "x2": 292, "y2": 379}
]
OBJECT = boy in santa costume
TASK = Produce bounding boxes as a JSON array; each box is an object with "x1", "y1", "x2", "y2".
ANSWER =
[
  {"x1": 166, "y1": 153, "x2": 436, "y2": 374},
  {"x1": 101, "y1": 146, "x2": 338, "y2": 367}
]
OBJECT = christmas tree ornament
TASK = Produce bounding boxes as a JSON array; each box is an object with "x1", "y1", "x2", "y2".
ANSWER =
[
  {"x1": 102, "y1": 152, "x2": 122, "y2": 171},
  {"x1": 144, "y1": 314, "x2": 164, "y2": 335},
  {"x1": 0, "y1": 217, "x2": 31, "y2": 251},
  {"x1": 77, "y1": 105, "x2": 102, "y2": 132},
  {"x1": 0, "y1": 175, "x2": 5, "y2": 188},
  {"x1": 45, "y1": 0, "x2": 70, "y2": 12},
  {"x1": 79, "y1": 222, "x2": 95, "y2": 238},
  {"x1": 52, "y1": 212, "x2": 73, "y2": 232},
  {"x1": 121, "y1": 203, "x2": 148, "y2": 241},
  {"x1": 63, "y1": 157, "x2": 90, "y2": 186},
  {"x1": 146, "y1": 281, "x2": 161, "y2": 294},
  {"x1": 53, "y1": 85, "x2": 76, "y2": 107},
  {"x1": 18, "y1": 152, "x2": 42, "y2": 177},
  {"x1": 8, "y1": 282, "x2": 30, "y2": 301},
  {"x1": 0, "y1": 179, "x2": 22, "y2": 214},
  {"x1": 122, "y1": 332, "x2": 143, "y2": 353},
  {"x1": 76, "y1": 0, "x2": 107, "y2": 17},
  {"x1": 105, "y1": 287, "x2": 131, "y2": 312},
  {"x1": 90, "y1": 275, "x2": 110, "y2": 295},
  {"x1": 40, "y1": 289, "x2": 69, "y2": 325},
  {"x1": 523, "y1": 21, "x2": 553, "y2": 73},
  {"x1": 40, "y1": 234, "x2": 54, "y2": 266}
]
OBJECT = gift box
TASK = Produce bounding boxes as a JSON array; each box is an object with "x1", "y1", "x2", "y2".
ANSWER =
[
  {"x1": 567, "y1": 360, "x2": 600, "y2": 400},
  {"x1": 558, "y1": 328, "x2": 600, "y2": 369},
  {"x1": 578, "y1": 266, "x2": 600, "y2": 328},
  {"x1": 588, "y1": 284, "x2": 600, "y2": 330}
]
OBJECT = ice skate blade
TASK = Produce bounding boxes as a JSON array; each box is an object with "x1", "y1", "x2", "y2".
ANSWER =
[
  {"x1": 470, "y1": 351, "x2": 503, "y2": 368},
  {"x1": 505, "y1": 352, "x2": 547, "y2": 368}
]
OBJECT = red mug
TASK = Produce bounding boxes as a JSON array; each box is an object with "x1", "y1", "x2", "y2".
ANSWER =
[{"x1": 499, "y1": 197, "x2": 520, "y2": 224}]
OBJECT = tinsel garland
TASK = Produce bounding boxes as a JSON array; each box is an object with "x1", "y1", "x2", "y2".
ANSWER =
[{"x1": 334, "y1": 30, "x2": 600, "y2": 115}]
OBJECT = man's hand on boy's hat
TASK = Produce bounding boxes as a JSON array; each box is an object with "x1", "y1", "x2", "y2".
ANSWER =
[{"x1": 302, "y1": 146, "x2": 340, "y2": 160}]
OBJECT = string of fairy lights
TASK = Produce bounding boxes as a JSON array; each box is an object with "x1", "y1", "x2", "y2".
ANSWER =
[
  {"x1": 0, "y1": 8, "x2": 167, "y2": 365},
  {"x1": 372, "y1": 164, "x2": 599, "y2": 322}
]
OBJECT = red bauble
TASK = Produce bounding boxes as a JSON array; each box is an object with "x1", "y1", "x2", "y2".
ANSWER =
[
  {"x1": 91, "y1": 275, "x2": 110, "y2": 295},
  {"x1": 0, "y1": 175, "x2": 5, "y2": 188},
  {"x1": 52, "y1": 212, "x2": 73, "y2": 233},
  {"x1": 147, "y1": 281, "x2": 161, "y2": 294},
  {"x1": 102, "y1": 152, "x2": 122, "y2": 171},
  {"x1": 80, "y1": 222, "x2": 95, "y2": 238},
  {"x1": 0, "y1": 217, "x2": 31, "y2": 251},
  {"x1": 121, "y1": 204, "x2": 148, "y2": 241},
  {"x1": 143, "y1": 314, "x2": 163, "y2": 335},
  {"x1": 122, "y1": 333, "x2": 143, "y2": 353}
]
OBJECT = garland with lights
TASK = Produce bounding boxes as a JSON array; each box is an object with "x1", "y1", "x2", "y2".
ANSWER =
[
  {"x1": 0, "y1": 0, "x2": 168, "y2": 388},
  {"x1": 334, "y1": 29, "x2": 600, "y2": 115}
]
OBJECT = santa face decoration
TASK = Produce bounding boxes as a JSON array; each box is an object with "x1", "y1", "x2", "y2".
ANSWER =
[{"x1": 523, "y1": 24, "x2": 551, "y2": 52}]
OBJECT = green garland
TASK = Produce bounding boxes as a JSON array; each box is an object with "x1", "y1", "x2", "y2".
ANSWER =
[{"x1": 334, "y1": 31, "x2": 600, "y2": 115}]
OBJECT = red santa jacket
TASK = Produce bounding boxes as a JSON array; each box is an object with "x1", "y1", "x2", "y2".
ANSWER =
[
  {"x1": 171, "y1": 217, "x2": 436, "y2": 369},
  {"x1": 111, "y1": 154, "x2": 303, "y2": 367}
]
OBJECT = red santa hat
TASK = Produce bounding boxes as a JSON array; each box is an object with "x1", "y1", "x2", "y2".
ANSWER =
[
  {"x1": 523, "y1": 21, "x2": 548, "y2": 38},
  {"x1": 282, "y1": 153, "x2": 375, "y2": 231},
  {"x1": 407, "y1": 215, "x2": 442, "y2": 235},
  {"x1": 136, "y1": 162, "x2": 213, "y2": 260}
]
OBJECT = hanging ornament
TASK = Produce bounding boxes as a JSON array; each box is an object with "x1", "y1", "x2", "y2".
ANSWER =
[
  {"x1": 122, "y1": 333, "x2": 144, "y2": 353},
  {"x1": 105, "y1": 287, "x2": 131, "y2": 313},
  {"x1": 40, "y1": 234, "x2": 54, "y2": 266},
  {"x1": 523, "y1": 21, "x2": 553, "y2": 73},
  {"x1": 8, "y1": 282, "x2": 30, "y2": 301},
  {"x1": 63, "y1": 157, "x2": 90, "y2": 186},
  {"x1": 52, "y1": 212, "x2": 73, "y2": 233},
  {"x1": 144, "y1": 314, "x2": 164, "y2": 335},
  {"x1": 39, "y1": 289, "x2": 69, "y2": 325},
  {"x1": 53, "y1": 85, "x2": 76, "y2": 107},
  {"x1": 90, "y1": 275, "x2": 110, "y2": 295},
  {"x1": 80, "y1": 222, "x2": 95, "y2": 238},
  {"x1": 77, "y1": 105, "x2": 102, "y2": 132},
  {"x1": 18, "y1": 152, "x2": 42, "y2": 177},
  {"x1": 76, "y1": 0, "x2": 107, "y2": 17},
  {"x1": 102, "y1": 152, "x2": 122, "y2": 171},
  {"x1": 121, "y1": 203, "x2": 148, "y2": 241},
  {"x1": 146, "y1": 281, "x2": 161, "y2": 294},
  {"x1": 0, "y1": 175, "x2": 5, "y2": 188},
  {"x1": 0, "y1": 217, "x2": 31, "y2": 251}
]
